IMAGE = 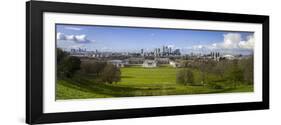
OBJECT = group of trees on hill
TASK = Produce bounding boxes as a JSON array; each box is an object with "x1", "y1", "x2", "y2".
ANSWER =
[
  {"x1": 176, "y1": 57, "x2": 253, "y2": 88},
  {"x1": 176, "y1": 69, "x2": 195, "y2": 86},
  {"x1": 80, "y1": 61, "x2": 121, "y2": 84},
  {"x1": 57, "y1": 48, "x2": 121, "y2": 84},
  {"x1": 57, "y1": 48, "x2": 81, "y2": 78}
]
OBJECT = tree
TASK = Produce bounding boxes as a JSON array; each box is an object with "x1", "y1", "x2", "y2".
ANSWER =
[
  {"x1": 227, "y1": 60, "x2": 244, "y2": 87},
  {"x1": 81, "y1": 61, "x2": 107, "y2": 76},
  {"x1": 176, "y1": 69, "x2": 195, "y2": 85},
  {"x1": 212, "y1": 61, "x2": 227, "y2": 79},
  {"x1": 100, "y1": 64, "x2": 121, "y2": 84},
  {"x1": 58, "y1": 56, "x2": 81, "y2": 78},
  {"x1": 57, "y1": 48, "x2": 68, "y2": 65},
  {"x1": 197, "y1": 60, "x2": 215, "y2": 84},
  {"x1": 57, "y1": 48, "x2": 69, "y2": 78},
  {"x1": 239, "y1": 56, "x2": 254, "y2": 84}
]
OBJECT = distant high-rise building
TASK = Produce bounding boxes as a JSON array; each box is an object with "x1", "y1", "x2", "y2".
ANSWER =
[
  {"x1": 169, "y1": 47, "x2": 172, "y2": 54},
  {"x1": 141, "y1": 49, "x2": 144, "y2": 56},
  {"x1": 173, "y1": 49, "x2": 181, "y2": 56},
  {"x1": 154, "y1": 48, "x2": 158, "y2": 57}
]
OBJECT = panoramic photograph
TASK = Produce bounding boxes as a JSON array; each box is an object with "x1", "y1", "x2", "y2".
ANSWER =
[{"x1": 55, "y1": 24, "x2": 254, "y2": 100}]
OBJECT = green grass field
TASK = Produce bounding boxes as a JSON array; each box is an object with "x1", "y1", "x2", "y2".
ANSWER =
[{"x1": 56, "y1": 65, "x2": 253, "y2": 100}]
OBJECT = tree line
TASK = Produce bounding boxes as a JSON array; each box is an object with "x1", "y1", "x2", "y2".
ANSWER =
[
  {"x1": 176, "y1": 57, "x2": 254, "y2": 88},
  {"x1": 57, "y1": 48, "x2": 121, "y2": 84}
]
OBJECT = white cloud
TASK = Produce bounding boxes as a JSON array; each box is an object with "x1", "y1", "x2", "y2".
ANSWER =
[
  {"x1": 220, "y1": 33, "x2": 254, "y2": 49},
  {"x1": 65, "y1": 35, "x2": 75, "y2": 40},
  {"x1": 167, "y1": 44, "x2": 175, "y2": 49},
  {"x1": 75, "y1": 34, "x2": 88, "y2": 43},
  {"x1": 238, "y1": 35, "x2": 254, "y2": 49},
  {"x1": 192, "y1": 33, "x2": 254, "y2": 50},
  {"x1": 211, "y1": 43, "x2": 217, "y2": 49},
  {"x1": 56, "y1": 32, "x2": 66, "y2": 40},
  {"x1": 193, "y1": 45, "x2": 203, "y2": 49},
  {"x1": 57, "y1": 32, "x2": 92, "y2": 43},
  {"x1": 65, "y1": 27, "x2": 82, "y2": 31},
  {"x1": 221, "y1": 33, "x2": 241, "y2": 49}
]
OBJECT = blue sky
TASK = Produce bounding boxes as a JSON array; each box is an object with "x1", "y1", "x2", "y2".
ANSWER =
[{"x1": 56, "y1": 24, "x2": 254, "y2": 54}]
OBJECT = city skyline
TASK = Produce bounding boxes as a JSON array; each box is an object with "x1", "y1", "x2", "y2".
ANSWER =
[{"x1": 56, "y1": 24, "x2": 254, "y2": 55}]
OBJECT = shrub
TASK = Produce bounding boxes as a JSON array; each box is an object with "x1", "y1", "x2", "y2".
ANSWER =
[
  {"x1": 80, "y1": 61, "x2": 107, "y2": 75},
  {"x1": 227, "y1": 60, "x2": 244, "y2": 83},
  {"x1": 57, "y1": 48, "x2": 68, "y2": 64},
  {"x1": 176, "y1": 69, "x2": 195, "y2": 85},
  {"x1": 100, "y1": 64, "x2": 121, "y2": 84},
  {"x1": 238, "y1": 56, "x2": 254, "y2": 84},
  {"x1": 207, "y1": 83, "x2": 223, "y2": 89},
  {"x1": 58, "y1": 56, "x2": 81, "y2": 78}
]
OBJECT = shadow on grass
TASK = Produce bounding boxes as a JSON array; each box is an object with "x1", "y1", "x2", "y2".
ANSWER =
[
  {"x1": 58, "y1": 75, "x2": 252, "y2": 98},
  {"x1": 206, "y1": 87, "x2": 236, "y2": 94},
  {"x1": 59, "y1": 76, "x2": 174, "y2": 97}
]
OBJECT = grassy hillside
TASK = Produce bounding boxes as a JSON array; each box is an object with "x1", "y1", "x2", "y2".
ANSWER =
[{"x1": 56, "y1": 65, "x2": 253, "y2": 100}]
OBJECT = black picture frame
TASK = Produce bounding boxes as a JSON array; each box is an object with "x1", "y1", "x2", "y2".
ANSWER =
[{"x1": 26, "y1": 1, "x2": 269, "y2": 124}]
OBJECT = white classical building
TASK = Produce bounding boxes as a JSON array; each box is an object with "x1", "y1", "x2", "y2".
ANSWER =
[
  {"x1": 108, "y1": 60, "x2": 128, "y2": 68},
  {"x1": 222, "y1": 54, "x2": 235, "y2": 60},
  {"x1": 169, "y1": 61, "x2": 180, "y2": 68},
  {"x1": 155, "y1": 58, "x2": 169, "y2": 64},
  {"x1": 142, "y1": 60, "x2": 157, "y2": 68}
]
